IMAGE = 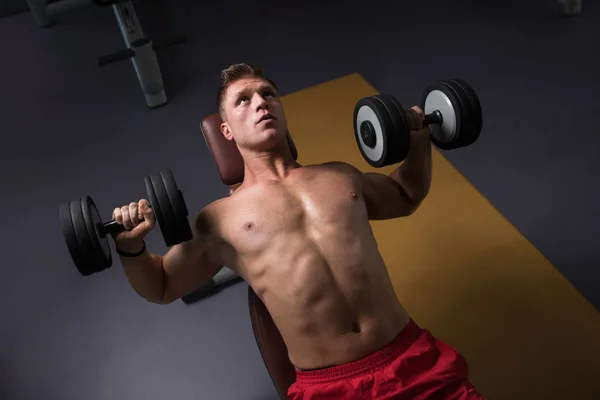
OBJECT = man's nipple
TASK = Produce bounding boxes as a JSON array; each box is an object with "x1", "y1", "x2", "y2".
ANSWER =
[
  {"x1": 349, "y1": 191, "x2": 358, "y2": 200},
  {"x1": 244, "y1": 221, "x2": 255, "y2": 230}
]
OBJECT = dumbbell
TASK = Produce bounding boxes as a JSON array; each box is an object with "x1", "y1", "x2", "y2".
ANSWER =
[
  {"x1": 59, "y1": 169, "x2": 192, "y2": 276},
  {"x1": 353, "y1": 79, "x2": 483, "y2": 167}
]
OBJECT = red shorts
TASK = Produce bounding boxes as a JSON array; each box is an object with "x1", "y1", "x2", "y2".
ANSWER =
[{"x1": 287, "y1": 319, "x2": 485, "y2": 399}]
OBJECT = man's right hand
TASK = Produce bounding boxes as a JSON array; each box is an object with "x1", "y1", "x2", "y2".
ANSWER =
[{"x1": 111, "y1": 199, "x2": 155, "y2": 252}]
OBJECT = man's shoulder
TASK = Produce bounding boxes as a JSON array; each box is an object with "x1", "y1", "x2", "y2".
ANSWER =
[
  {"x1": 312, "y1": 162, "x2": 365, "y2": 183},
  {"x1": 313, "y1": 161, "x2": 361, "y2": 174},
  {"x1": 193, "y1": 197, "x2": 230, "y2": 236}
]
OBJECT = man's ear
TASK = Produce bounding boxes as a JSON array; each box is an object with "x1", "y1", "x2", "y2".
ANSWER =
[{"x1": 220, "y1": 122, "x2": 234, "y2": 141}]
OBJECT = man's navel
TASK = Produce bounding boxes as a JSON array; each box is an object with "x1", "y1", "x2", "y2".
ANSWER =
[{"x1": 243, "y1": 221, "x2": 255, "y2": 231}]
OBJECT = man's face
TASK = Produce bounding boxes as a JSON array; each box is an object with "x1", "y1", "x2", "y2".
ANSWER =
[{"x1": 220, "y1": 77, "x2": 288, "y2": 152}]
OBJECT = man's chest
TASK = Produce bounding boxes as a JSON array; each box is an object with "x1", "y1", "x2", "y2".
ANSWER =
[{"x1": 218, "y1": 167, "x2": 368, "y2": 252}]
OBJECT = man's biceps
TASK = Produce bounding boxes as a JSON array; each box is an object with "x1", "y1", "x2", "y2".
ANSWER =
[
  {"x1": 200, "y1": 244, "x2": 224, "y2": 271},
  {"x1": 163, "y1": 240, "x2": 204, "y2": 270},
  {"x1": 161, "y1": 249, "x2": 222, "y2": 303},
  {"x1": 196, "y1": 232, "x2": 227, "y2": 266}
]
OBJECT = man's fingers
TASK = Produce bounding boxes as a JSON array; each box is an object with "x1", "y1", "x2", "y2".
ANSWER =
[
  {"x1": 410, "y1": 106, "x2": 425, "y2": 118},
  {"x1": 121, "y1": 206, "x2": 133, "y2": 230},
  {"x1": 128, "y1": 202, "x2": 139, "y2": 227},
  {"x1": 405, "y1": 107, "x2": 425, "y2": 130},
  {"x1": 420, "y1": 125, "x2": 431, "y2": 135},
  {"x1": 139, "y1": 199, "x2": 155, "y2": 227},
  {"x1": 113, "y1": 208, "x2": 122, "y2": 224}
]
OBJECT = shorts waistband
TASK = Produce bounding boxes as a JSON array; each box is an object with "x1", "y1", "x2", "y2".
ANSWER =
[{"x1": 294, "y1": 319, "x2": 421, "y2": 385}]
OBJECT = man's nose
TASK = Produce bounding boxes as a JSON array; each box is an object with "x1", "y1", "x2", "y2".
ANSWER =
[{"x1": 253, "y1": 94, "x2": 269, "y2": 110}]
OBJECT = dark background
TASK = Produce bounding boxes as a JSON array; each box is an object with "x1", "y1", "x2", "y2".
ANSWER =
[{"x1": 1, "y1": 1, "x2": 598, "y2": 399}]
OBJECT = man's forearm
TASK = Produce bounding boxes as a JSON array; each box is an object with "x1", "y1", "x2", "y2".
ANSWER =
[
  {"x1": 390, "y1": 136, "x2": 432, "y2": 206},
  {"x1": 117, "y1": 240, "x2": 167, "y2": 303}
]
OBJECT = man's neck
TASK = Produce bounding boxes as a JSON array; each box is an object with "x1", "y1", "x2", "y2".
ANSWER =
[{"x1": 241, "y1": 148, "x2": 299, "y2": 186}]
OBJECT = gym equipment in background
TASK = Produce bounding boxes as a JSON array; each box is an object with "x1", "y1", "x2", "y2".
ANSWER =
[{"x1": 25, "y1": 0, "x2": 186, "y2": 108}]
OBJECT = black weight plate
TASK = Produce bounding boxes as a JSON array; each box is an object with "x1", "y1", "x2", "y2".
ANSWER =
[
  {"x1": 160, "y1": 170, "x2": 192, "y2": 244},
  {"x1": 451, "y1": 79, "x2": 482, "y2": 124},
  {"x1": 439, "y1": 81, "x2": 469, "y2": 148},
  {"x1": 448, "y1": 79, "x2": 482, "y2": 147},
  {"x1": 353, "y1": 96, "x2": 395, "y2": 167},
  {"x1": 60, "y1": 202, "x2": 93, "y2": 276},
  {"x1": 388, "y1": 94, "x2": 413, "y2": 161},
  {"x1": 81, "y1": 196, "x2": 112, "y2": 271},
  {"x1": 144, "y1": 175, "x2": 168, "y2": 244},
  {"x1": 148, "y1": 173, "x2": 179, "y2": 247},
  {"x1": 70, "y1": 199, "x2": 105, "y2": 275},
  {"x1": 375, "y1": 94, "x2": 410, "y2": 164},
  {"x1": 443, "y1": 80, "x2": 474, "y2": 127},
  {"x1": 442, "y1": 80, "x2": 477, "y2": 149},
  {"x1": 421, "y1": 84, "x2": 462, "y2": 150}
]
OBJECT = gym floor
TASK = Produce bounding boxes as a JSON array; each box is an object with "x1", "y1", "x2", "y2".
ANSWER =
[{"x1": 1, "y1": 1, "x2": 598, "y2": 399}]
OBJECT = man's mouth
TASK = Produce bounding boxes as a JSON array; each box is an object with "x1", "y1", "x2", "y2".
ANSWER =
[{"x1": 258, "y1": 114, "x2": 275, "y2": 124}]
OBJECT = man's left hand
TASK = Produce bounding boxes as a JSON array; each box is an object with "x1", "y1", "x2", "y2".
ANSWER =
[{"x1": 405, "y1": 106, "x2": 430, "y2": 145}]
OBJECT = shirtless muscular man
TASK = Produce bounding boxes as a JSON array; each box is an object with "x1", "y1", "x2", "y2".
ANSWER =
[{"x1": 111, "y1": 63, "x2": 485, "y2": 399}]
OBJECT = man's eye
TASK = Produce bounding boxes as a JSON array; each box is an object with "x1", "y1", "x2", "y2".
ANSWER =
[
  {"x1": 264, "y1": 91, "x2": 275, "y2": 98},
  {"x1": 238, "y1": 97, "x2": 248, "y2": 104}
]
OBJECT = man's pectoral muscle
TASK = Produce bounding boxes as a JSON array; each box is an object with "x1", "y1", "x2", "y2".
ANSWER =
[{"x1": 317, "y1": 161, "x2": 421, "y2": 221}]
